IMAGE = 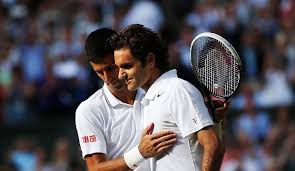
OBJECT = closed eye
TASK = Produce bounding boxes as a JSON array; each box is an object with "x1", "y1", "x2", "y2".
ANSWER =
[
  {"x1": 95, "y1": 64, "x2": 117, "y2": 75},
  {"x1": 120, "y1": 64, "x2": 132, "y2": 69},
  {"x1": 105, "y1": 64, "x2": 117, "y2": 71}
]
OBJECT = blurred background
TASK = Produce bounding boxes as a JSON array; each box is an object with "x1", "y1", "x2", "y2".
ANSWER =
[{"x1": 0, "y1": 0, "x2": 294, "y2": 171}]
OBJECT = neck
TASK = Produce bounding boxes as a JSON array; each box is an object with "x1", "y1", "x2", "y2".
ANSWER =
[
  {"x1": 142, "y1": 68, "x2": 162, "y2": 92},
  {"x1": 109, "y1": 86, "x2": 136, "y2": 105}
]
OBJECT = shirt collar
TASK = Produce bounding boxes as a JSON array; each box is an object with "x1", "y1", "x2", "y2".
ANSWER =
[
  {"x1": 144, "y1": 69, "x2": 177, "y2": 100},
  {"x1": 103, "y1": 84, "x2": 121, "y2": 107},
  {"x1": 102, "y1": 83, "x2": 146, "y2": 107}
]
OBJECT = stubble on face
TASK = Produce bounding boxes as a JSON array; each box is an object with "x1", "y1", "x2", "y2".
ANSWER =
[{"x1": 90, "y1": 56, "x2": 126, "y2": 93}]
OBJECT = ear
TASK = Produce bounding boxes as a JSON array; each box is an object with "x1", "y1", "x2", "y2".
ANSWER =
[{"x1": 146, "y1": 52, "x2": 155, "y2": 68}]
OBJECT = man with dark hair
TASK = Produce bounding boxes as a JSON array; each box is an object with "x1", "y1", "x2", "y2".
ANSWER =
[
  {"x1": 113, "y1": 24, "x2": 225, "y2": 171},
  {"x1": 75, "y1": 28, "x2": 177, "y2": 171}
]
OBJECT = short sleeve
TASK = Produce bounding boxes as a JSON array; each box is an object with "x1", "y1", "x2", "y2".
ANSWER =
[
  {"x1": 170, "y1": 81, "x2": 213, "y2": 137},
  {"x1": 75, "y1": 102, "x2": 107, "y2": 158}
]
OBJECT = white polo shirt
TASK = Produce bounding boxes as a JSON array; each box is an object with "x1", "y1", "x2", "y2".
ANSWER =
[
  {"x1": 142, "y1": 69, "x2": 214, "y2": 171},
  {"x1": 75, "y1": 84, "x2": 149, "y2": 170}
]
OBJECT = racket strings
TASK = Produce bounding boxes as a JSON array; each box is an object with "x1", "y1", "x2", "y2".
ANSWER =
[{"x1": 192, "y1": 38, "x2": 240, "y2": 98}]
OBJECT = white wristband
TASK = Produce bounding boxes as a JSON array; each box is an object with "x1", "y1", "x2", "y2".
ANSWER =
[{"x1": 124, "y1": 145, "x2": 145, "y2": 169}]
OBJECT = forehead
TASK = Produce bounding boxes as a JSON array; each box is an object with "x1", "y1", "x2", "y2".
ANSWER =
[
  {"x1": 90, "y1": 54, "x2": 115, "y2": 70},
  {"x1": 114, "y1": 48, "x2": 136, "y2": 64}
]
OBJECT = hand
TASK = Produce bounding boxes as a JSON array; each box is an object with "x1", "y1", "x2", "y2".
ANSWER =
[
  {"x1": 138, "y1": 123, "x2": 177, "y2": 158},
  {"x1": 210, "y1": 96, "x2": 230, "y2": 121}
]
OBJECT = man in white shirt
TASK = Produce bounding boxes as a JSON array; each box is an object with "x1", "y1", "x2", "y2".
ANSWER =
[
  {"x1": 75, "y1": 28, "x2": 177, "y2": 171},
  {"x1": 113, "y1": 24, "x2": 224, "y2": 171}
]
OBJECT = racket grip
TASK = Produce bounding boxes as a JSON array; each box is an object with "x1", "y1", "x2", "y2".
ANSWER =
[{"x1": 214, "y1": 122, "x2": 222, "y2": 142}]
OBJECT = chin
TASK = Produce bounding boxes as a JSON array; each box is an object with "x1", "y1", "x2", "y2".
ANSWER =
[
  {"x1": 113, "y1": 83, "x2": 125, "y2": 90},
  {"x1": 127, "y1": 85, "x2": 138, "y2": 91},
  {"x1": 109, "y1": 80, "x2": 122, "y2": 89}
]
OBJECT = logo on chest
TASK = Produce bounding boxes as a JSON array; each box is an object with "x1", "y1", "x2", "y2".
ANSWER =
[
  {"x1": 157, "y1": 92, "x2": 165, "y2": 97},
  {"x1": 192, "y1": 118, "x2": 198, "y2": 124}
]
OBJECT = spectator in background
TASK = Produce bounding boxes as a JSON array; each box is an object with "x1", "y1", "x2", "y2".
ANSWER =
[
  {"x1": 173, "y1": 23, "x2": 200, "y2": 87},
  {"x1": 120, "y1": 0, "x2": 164, "y2": 32},
  {"x1": 233, "y1": 93, "x2": 270, "y2": 144},
  {"x1": 4, "y1": 65, "x2": 30, "y2": 126},
  {"x1": 74, "y1": 4, "x2": 105, "y2": 38},
  {"x1": 185, "y1": 0, "x2": 223, "y2": 33},
  {"x1": 49, "y1": 24, "x2": 84, "y2": 79},
  {"x1": 48, "y1": 24, "x2": 88, "y2": 111},
  {"x1": 240, "y1": 27, "x2": 263, "y2": 82},
  {"x1": 42, "y1": 138, "x2": 70, "y2": 171},
  {"x1": 257, "y1": 50, "x2": 293, "y2": 107},
  {"x1": 0, "y1": 35, "x2": 20, "y2": 88},
  {"x1": 19, "y1": 18, "x2": 45, "y2": 83},
  {"x1": 9, "y1": 136, "x2": 38, "y2": 171}
]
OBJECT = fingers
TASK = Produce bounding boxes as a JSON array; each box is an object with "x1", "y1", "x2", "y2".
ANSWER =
[
  {"x1": 139, "y1": 129, "x2": 176, "y2": 158},
  {"x1": 214, "y1": 100, "x2": 230, "y2": 121},
  {"x1": 150, "y1": 130, "x2": 175, "y2": 139},
  {"x1": 154, "y1": 134, "x2": 177, "y2": 146},
  {"x1": 143, "y1": 123, "x2": 155, "y2": 136},
  {"x1": 155, "y1": 137, "x2": 177, "y2": 149},
  {"x1": 156, "y1": 144, "x2": 174, "y2": 154},
  {"x1": 214, "y1": 100, "x2": 230, "y2": 113}
]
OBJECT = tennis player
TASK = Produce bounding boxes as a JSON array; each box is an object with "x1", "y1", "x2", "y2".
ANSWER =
[
  {"x1": 75, "y1": 28, "x2": 177, "y2": 171},
  {"x1": 112, "y1": 24, "x2": 224, "y2": 171}
]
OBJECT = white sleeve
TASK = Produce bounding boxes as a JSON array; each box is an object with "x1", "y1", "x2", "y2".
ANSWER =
[
  {"x1": 170, "y1": 82, "x2": 213, "y2": 137},
  {"x1": 75, "y1": 102, "x2": 107, "y2": 158}
]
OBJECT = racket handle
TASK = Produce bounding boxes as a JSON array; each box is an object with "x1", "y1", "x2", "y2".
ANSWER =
[{"x1": 214, "y1": 121, "x2": 222, "y2": 142}]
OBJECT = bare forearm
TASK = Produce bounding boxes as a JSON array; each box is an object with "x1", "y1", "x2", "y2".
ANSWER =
[
  {"x1": 86, "y1": 156, "x2": 131, "y2": 171},
  {"x1": 202, "y1": 143, "x2": 221, "y2": 171},
  {"x1": 197, "y1": 126, "x2": 222, "y2": 171}
]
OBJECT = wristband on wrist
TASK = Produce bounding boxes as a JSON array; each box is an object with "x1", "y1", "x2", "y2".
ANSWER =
[{"x1": 123, "y1": 145, "x2": 145, "y2": 169}]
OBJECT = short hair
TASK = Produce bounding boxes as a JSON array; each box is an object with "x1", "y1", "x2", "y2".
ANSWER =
[
  {"x1": 111, "y1": 24, "x2": 170, "y2": 73},
  {"x1": 85, "y1": 28, "x2": 116, "y2": 63}
]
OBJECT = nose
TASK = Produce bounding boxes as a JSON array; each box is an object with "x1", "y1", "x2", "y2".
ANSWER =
[
  {"x1": 103, "y1": 71, "x2": 112, "y2": 84},
  {"x1": 118, "y1": 68, "x2": 127, "y2": 80}
]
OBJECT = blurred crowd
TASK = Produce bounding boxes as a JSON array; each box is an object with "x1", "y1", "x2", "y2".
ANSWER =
[{"x1": 0, "y1": 0, "x2": 294, "y2": 171}]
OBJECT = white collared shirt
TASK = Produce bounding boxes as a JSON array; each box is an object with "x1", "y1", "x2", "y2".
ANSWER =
[
  {"x1": 142, "y1": 69, "x2": 213, "y2": 171},
  {"x1": 75, "y1": 84, "x2": 149, "y2": 170}
]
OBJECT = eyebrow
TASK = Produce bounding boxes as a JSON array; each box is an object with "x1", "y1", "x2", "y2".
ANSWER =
[
  {"x1": 94, "y1": 69, "x2": 103, "y2": 74},
  {"x1": 119, "y1": 63, "x2": 133, "y2": 68}
]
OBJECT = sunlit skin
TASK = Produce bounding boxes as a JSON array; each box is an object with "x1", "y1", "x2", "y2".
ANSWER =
[
  {"x1": 114, "y1": 48, "x2": 160, "y2": 92},
  {"x1": 90, "y1": 53, "x2": 136, "y2": 104}
]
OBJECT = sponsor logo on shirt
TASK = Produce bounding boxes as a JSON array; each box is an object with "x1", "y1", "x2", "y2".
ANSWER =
[
  {"x1": 192, "y1": 118, "x2": 198, "y2": 124},
  {"x1": 82, "y1": 135, "x2": 96, "y2": 143},
  {"x1": 157, "y1": 92, "x2": 165, "y2": 97}
]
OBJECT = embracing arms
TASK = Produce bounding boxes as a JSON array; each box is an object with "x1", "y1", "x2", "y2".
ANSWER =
[{"x1": 85, "y1": 123, "x2": 176, "y2": 171}]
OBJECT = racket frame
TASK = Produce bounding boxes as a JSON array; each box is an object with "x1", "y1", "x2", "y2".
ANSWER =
[
  {"x1": 190, "y1": 32, "x2": 242, "y2": 100},
  {"x1": 190, "y1": 32, "x2": 243, "y2": 123}
]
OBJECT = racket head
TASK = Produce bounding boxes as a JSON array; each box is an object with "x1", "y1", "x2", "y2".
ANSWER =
[{"x1": 190, "y1": 32, "x2": 242, "y2": 99}]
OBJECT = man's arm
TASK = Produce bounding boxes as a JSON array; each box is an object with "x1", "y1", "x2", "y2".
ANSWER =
[
  {"x1": 197, "y1": 125, "x2": 222, "y2": 171},
  {"x1": 85, "y1": 123, "x2": 177, "y2": 171},
  {"x1": 86, "y1": 154, "x2": 130, "y2": 171}
]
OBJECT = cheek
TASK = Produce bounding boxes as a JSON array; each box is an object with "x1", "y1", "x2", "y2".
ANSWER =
[
  {"x1": 97, "y1": 74, "x2": 105, "y2": 81},
  {"x1": 126, "y1": 68, "x2": 136, "y2": 78},
  {"x1": 135, "y1": 68, "x2": 147, "y2": 84},
  {"x1": 109, "y1": 71, "x2": 119, "y2": 80}
]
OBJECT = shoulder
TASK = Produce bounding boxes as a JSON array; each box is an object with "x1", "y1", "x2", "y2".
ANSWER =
[
  {"x1": 166, "y1": 77, "x2": 200, "y2": 94},
  {"x1": 165, "y1": 77, "x2": 204, "y2": 102},
  {"x1": 75, "y1": 89, "x2": 106, "y2": 120}
]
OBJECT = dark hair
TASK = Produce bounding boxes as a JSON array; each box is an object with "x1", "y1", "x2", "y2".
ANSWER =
[
  {"x1": 85, "y1": 28, "x2": 116, "y2": 63},
  {"x1": 111, "y1": 24, "x2": 170, "y2": 73}
]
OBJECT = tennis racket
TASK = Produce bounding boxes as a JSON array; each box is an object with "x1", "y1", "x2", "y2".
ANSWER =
[{"x1": 190, "y1": 32, "x2": 242, "y2": 139}]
